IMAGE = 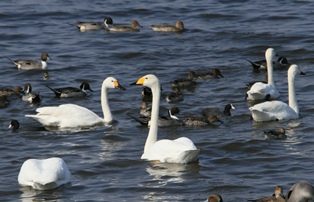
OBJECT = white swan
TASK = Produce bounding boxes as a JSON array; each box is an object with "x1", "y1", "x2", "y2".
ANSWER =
[
  {"x1": 286, "y1": 181, "x2": 314, "y2": 202},
  {"x1": 134, "y1": 74, "x2": 200, "y2": 164},
  {"x1": 247, "y1": 48, "x2": 280, "y2": 100},
  {"x1": 249, "y1": 64, "x2": 304, "y2": 122},
  {"x1": 25, "y1": 77, "x2": 125, "y2": 128},
  {"x1": 18, "y1": 157, "x2": 71, "y2": 190}
]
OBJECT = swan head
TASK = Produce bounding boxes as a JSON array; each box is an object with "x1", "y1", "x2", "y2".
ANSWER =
[
  {"x1": 265, "y1": 48, "x2": 276, "y2": 61},
  {"x1": 104, "y1": 77, "x2": 125, "y2": 90},
  {"x1": 133, "y1": 74, "x2": 159, "y2": 88},
  {"x1": 289, "y1": 64, "x2": 305, "y2": 77}
]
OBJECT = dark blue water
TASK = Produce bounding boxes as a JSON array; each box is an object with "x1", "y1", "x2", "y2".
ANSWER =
[{"x1": 0, "y1": 0, "x2": 314, "y2": 201}]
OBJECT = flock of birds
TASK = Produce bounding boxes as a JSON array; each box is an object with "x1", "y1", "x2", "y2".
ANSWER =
[{"x1": 1, "y1": 16, "x2": 313, "y2": 202}]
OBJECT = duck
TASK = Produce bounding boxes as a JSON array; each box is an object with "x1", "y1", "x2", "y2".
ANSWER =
[
  {"x1": 249, "y1": 64, "x2": 305, "y2": 122},
  {"x1": 192, "y1": 68, "x2": 224, "y2": 80},
  {"x1": 129, "y1": 107, "x2": 182, "y2": 127},
  {"x1": 139, "y1": 101, "x2": 151, "y2": 117},
  {"x1": 264, "y1": 127, "x2": 287, "y2": 140},
  {"x1": 202, "y1": 103, "x2": 235, "y2": 117},
  {"x1": 248, "y1": 186, "x2": 285, "y2": 202},
  {"x1": 107, "y1": 20, "x2": 141, "y2": 32},
  {"x1": 0, "y1": 86, "x2": 23, "y2": 97},
  {"x1": 247, "y1": 48, "x2": 280, "y2": 101},
  {"x1": 286, "y1": 181, "x2": 314, "y2": 202},
  {"x1": 171, "y1": 71, "x2": 197, "y2": 88},
  {"x1": 4, "y1": 52, "x2": 51, "y2": 70},
  {"x1": 166, "y1": 87, "x2": 184, "y2": 103},
  {"x1": 25, "y1": 77, "x2": 125, "y2": 129},
  {"x1": 45, "y1": 82, "x2": 94, "y2": 98},
  {"x1": 76, "y1": 17, "x2": 113, "y2": 31},
  {"x1": 9, "y1": 119, "x2": 19, "y2": 132},
  {"x1": 18, "y1": 157, "x2": 71, "y2": 190},
  {"x1": 22, "y1": 83, "x2": 41, "y2": 103},
  {"x1": 151, "y1": 21, "x2": 185, "y2": 32},
  {"x1": 246, "y1": 56, "x2": 290, "y2": 70},
  {"x1": 132, "y1": 74, "x2": 199, "y2": 163},
  {"x1": 182, "y1": 115, "x2": 223, "y2": 127},
  {"x1": 207, "y1": 194, "x2": 223, "y2": 202},
  {"x1": 0, "y1": 95, "x2": 9, "y2": 108}
]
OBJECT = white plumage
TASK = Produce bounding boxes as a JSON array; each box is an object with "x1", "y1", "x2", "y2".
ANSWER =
[
  {"x1": 18, "y1": 157, "x2": 71, "y2": 190},
  {"x1": 134, "y1": 74, "x2": 199, "y2": 164},
  {"x1": 250, "y1": 64, "x2": 304, "y2": 122}
]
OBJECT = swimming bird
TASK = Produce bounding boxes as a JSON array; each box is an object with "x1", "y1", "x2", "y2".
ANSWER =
[
  {"x1": 166, "y1": 87, "x2": 184, "y2": 103},
  {"x1": 248, "y1": 186, "x2": 285, "y2": 202},
  {"x1": 247, "y1": 48, "x2": 280, "y2": 101},
  {"x1": 22, "y1": 83, "x2": 41, "y2": 103},
  {"x1": 202, "y1": 103, "x2": 235, "y2": 117},
  {"x1": 246, "y1": 56, "x2": 290, "y2": 70},
  {"x1": 151, "y1": 21, "x2": 185, "y2": 32},
  {"x1": 286, "y1": 181, "x2": 314, "y2": 202},
  {"x1": 18, "y1": 157, "x2": 71, "y2": 190},
  {"x1": 207, "y1": 193, "x2": 223, "y2": 202},
  {"x1": 249, "y1": 64, "x2": 305, "y2": 122},
  {"x1": 0, "y1": 86, "x2": 23, "y2": 97},
  {"x1": 191, "y1": 68, "x2": 224, "y2": 80},
  {"x1": 182, "y1": 115, "x2": 223, "y2": 127},
  {"x1": 264, "y1": 127, "x2": 287, "y2": 140},
  {"x1": 171, "y1": 71, "x2": 197, "y2": 88},
  {"x1": 132, "y1": 74, "x2": 199, "y2": 163},
  {"x1": 4, "y1": 52, "x2": 51, "y2": 70},
  {"x1": 130, "y1": 107, "x2": 182, "y2": 127},
  {"x1": 107, "y1": 20, "x2": 141, "y2": 32},
  {"x1": 46, "y1": 82, "x2": 94, "y2": 98},
  {"x1": 76, "y1": 17, "x2": 113, "y2": 31},
  {"x1": 25, "y1": 77, "x2": 125, "y2": 129},
  {"x1": 9, "y1": 119, "x2": 19, "y2": 132},
  {"x1": 139, "y1": 101, "x2": 152, "y2": 117}
]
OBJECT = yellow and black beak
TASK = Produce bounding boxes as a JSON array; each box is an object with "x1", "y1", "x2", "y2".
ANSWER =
[{"x1": 114, "y1": 81, "x2": 126, "y2": 90}]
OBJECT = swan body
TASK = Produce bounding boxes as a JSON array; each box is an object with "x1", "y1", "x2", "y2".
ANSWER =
[
  {"x1": 18, "y1": 157, "x2": 71, "y2": 190},
  {"x1": 247, "y1": 48, "x2": 280, "y2": 100},
  {"x1": 250, "y1": 64, "x2": 304, "y2": 122},
  {"x1": 134, "y1": 74, "x2": 199, "y2": 163},
  {"x1": 151, "y1": 21, "x2": 185, "y2": 32},
  {"x1": 76, "y1": 17, "x2": 113, "y2": 32},
  {"x1": 286, "y1": 181, "x2": 314, "y2": 202},
  {"x1": 26, "y1": 77, "x2": 125, "y2": 129},
  {"x1": 5, "y1": 52, "x2": 51, "y2": 70}
]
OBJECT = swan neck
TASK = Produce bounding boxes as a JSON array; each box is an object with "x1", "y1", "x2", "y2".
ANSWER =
[
  {"x1": 288, "y1": 71, "x2": 299, "y2": 115},
  {"x1": 266, "y1": 57, "x2": 275, "y2": 85},
  {"x1": 101, "y1": 84, "x2": 112, "y2": 123},
  {"x1": 144, "y1": 82, "x2": 160, "y2": 152}
]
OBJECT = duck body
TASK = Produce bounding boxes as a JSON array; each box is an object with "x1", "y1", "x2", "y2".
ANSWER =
[
  {"x1": 182, "y1": 115, "x2": 223, "y2": 127},
  {"x1": 248, "y1": 186, "x2": 285, "y2": 202},
  {"x1": 151, "y1": 21, "x2": 185, "y2": 32},
  {"x1": 134, "y1": 74, "x2": 199, "y2": 163},
  {"x1": 250, "y1": 64, "x2": 304, "y2": 122},
  {"x1": 0, "y1": 86, "x2": 23, "y2": 97},
  {"x1": 18, "y1": 157, "x2": 71, "y2": 190},
  {"x1": 171, "y1": 71, "x2": 197, "y2": 88},
  {"x1": 6, "y1": 52, "x2": 51, "y2": 70},
  {"x1": 26, "y1": 77, "x2": 125, "y2": 129},
  {"x1": 76, "y1": 17, "x2": 113, "y2": 31},
  {"x1": 246, "y1": 56, "x2": 290, "y2": 70},
  {"x1": 264, "y1": 128, "x2": 287, "y2": 140},
  {"x1": 202, "y1": 103, "x2": 235, "y2": 117},
  {"x1": 46, "y1": 82, "x2": 93, "y2": 98},
  {"x1": 22, "y1": 83, "x2": 41, "y2": 103},
  {"x1": 247, "y1": 48, "x2": 280, "y2": 101},
  {"x1": 107, "y1": 20, "x2": 141, "y2": 32},
  {"x1": 166, "y1": 87, "x2": 184, "y2": 103},
  {"x1": 192, "y1": 68, "x2": 224, "y2": 80}
]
